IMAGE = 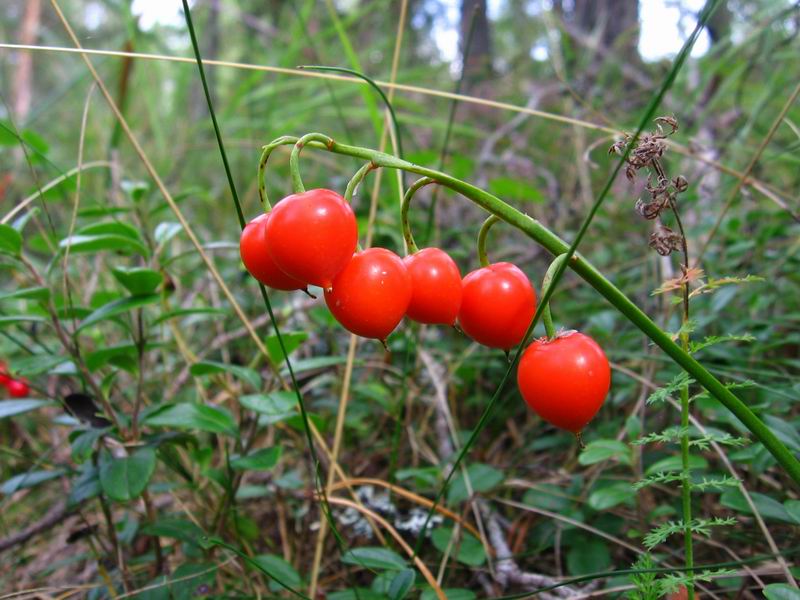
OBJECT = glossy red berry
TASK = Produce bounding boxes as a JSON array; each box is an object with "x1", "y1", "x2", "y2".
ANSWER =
[
  {"x1": 403, "y1": 248, "x2": 462, "y2": 325},
  {"x1": 324, "y1": 248, "x2": 412, "y2": 342},
  {"x1": 265, "y1": 189, "x2": 358, "y2": 290},
  {"x1": 239, "y1": 213, "x2": 306, "y2": 291},
  {"x1": 0, "y1": 362, "x2": 10, "y2": 387},
  {"x1": 6, "y1": 378, "x2": 30, "y2": 398},
  {"x1": 458, "y1": 262, "x2": 536, "y2": 350},
  {"x1": 517, "y1": 331, "x2": 610, "y2": 433}
]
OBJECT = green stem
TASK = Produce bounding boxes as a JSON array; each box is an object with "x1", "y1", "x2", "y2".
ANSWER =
[
  {"x1": 288, "y1": 132, "x2": 334, "y2": 194},
  {"x1": 259, "y1": 135, "x2": 800, "y2": 487},
  {"x1": 257, "y1": 136, "x2": 298, "y2": 210},
  {"x1": 477, "y1": 214, "x2": 500, "y2": 267},
  {"x1": 400, "y1": 177, "x2": 436, "y2": 254},
  {"x1": 680, "y1": 328, "x2": 695, "y2": 599},
  {"x1": 541, "y1": 254, "x2": 568, "y2": 340},
  {"x1": 344, "y1": 161, "x2": 377, "y2": 203}
]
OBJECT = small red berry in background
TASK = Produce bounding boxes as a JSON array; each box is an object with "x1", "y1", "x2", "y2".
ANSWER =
[
  {"x1": 239, "y1": 213, "x2": 306, "y2": 291},
  {"x1": 517, "y1": 331, "x2": 610, "y2": 433},
  {"x1": 458, "y1": 262, "x2": 536, "y2": 350},
  {"x1": 6, "y1": 378, "x2": 30, "y2": 398},
  {"x1": 265, "y1": 189, "x2": 358, "y2": 290},
  {"x1": 403, "y1": 248, "x2": 462, "y2": 325},
  {"x1": 0, "y1": 361, "x2": 10, "y2": 387},
  {"x1": 325, "y1": 248, "x2": 412, "y2": 343}
]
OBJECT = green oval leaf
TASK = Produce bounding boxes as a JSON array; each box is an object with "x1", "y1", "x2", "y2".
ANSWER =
[
  {"x1": 99, "y1": 447, "x2": 156, "y2": 502},
  {"x1": 341, "y1": 547, "x2": 407, "y2": 571},
  {"x1": 112, "y1": 267, "x2": 163, "y2": 295},
  {"x1": 59, "y1": 234, "x2": 149, "y2": 257},
  {"x1": 431, "y1": 527, "x2": 486, "y2": 566},
  {"x1": 579, "y1": 439, "x2": 632, "y2": 466},
  {"x1": 230, "y1": 447, "x2": 282, "y2": 471},
  {"x1": 1, "y1": 469, "x2": 66, "y2": 495},
  {"x1": 388, "y1": 569, "x2": 416, "y2": 600},
  {"x1": 144, "y1": 402, "x2": 238, "y2": 436},
  {"x1": 190, "y1": 360, "x2": 260, "y2": 391},
  {"x1": 0, "y1": 223, "x2": 22, "y2": 256}
]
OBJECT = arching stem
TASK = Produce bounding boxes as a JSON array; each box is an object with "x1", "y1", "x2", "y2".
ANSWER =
[
  {"x1": 257, "y1": 136, "x2": 298, "y2": 210},
  {"x1": 344, "y1": 162, "x2": 378, "y2": 203},
  {"x1": 477, "y1": 214, "x2": 501, "y2": 267},
  {"x1": 541, "y1": 254, "x2": 568, "y2": 340},
  {"x1": 401, "y1": 177, "x2": 437, "y2": 255},
  {"x1": 289, "y1": 132, "x2": 334, "y2": 195}
]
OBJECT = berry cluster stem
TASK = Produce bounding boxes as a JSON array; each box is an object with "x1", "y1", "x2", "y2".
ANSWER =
[
  {"x1": 477, "y1": 214, "x2": 500, "y2": 267},
  {"x1": 401, "y1": 177, "x2": 436, "y2": 255},
  {"x1": 541, "y1": 254, "x2": 568, "y2": 340},
  {"x1": 289, "y1": 132, "x2": 334, "y2": 194}
]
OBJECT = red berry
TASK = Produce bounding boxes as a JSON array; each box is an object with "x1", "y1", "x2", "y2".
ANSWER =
[
  {"x1": 6, "y1": 378, "x2": 30, "y2": 398},
  {"x1": 324, "y1": 248, "x2": 412, "y2": 342},
  {"x1": 239, "y1": 213, "x2": 306, "y2": 291},
  {"x1": 517, "y1": 331, "x2": 610, "y2": 433},
  {"x1": 265, "y1": 189, "x2": 358, "y2": 290},
  {"x1": 403, "y1": 248, "x2": 462, "y2": 325},
  {"x1": 0, "y1": 362, "x2": 10, "y2": 387},
  {"x1": 458, "y1": 262, "x2": 536, "y2": 350}
]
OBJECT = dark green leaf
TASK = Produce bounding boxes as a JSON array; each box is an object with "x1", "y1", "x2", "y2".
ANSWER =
[
  {"x1": 566, "y1": 538, "x2": 611, "y2": 575},
  {"x1": 265, "y1": 331, "x2": 308, "y2": 364},
  {"x1": 231, "y1": 447, "x2": 282, "y2": 471},
  {"x1": 0, "y1": 399, "x2": 54, "y2": 420},
  {"x1": 58, "y1": 234, "x2": 149, "y2": 256},
  {"x1": 785, "y1": 500, "x2": 800, "y2": 525},
  {"x1": 112, "y1": 267, "x2": 163, "y2": 295},
  {"x1": 144, "y1": 403, "x2": 238, "y2": 436},
  {"x1": 0, "y1": 286, "x2": 50, "y2": 302},
  {"x1": 645, "y1": 454, "x2": 708, "y2": 475},
  {"x1": 720, "y1": 489, "x2": 795, "y2": 523},
  {"x1": 341, "y1": 547, "x2": 407, "y2": 570},
  {"x1": 0, "y1": 224, "x2": 22, "y2": 256},
  {"x1": 448, "y1": 463, "x2": 505, "y2": 504},
  {"x1": 140, "y1": 518, "x2": 205, "y2": 545},
  {"x1": 170, "y1": 563, "x2": 217, "y2": 600},
  {"x1": 252, "y1": 554, "x2": 303, "y2": 592},
  {"x1": 68, "y1": 464, "x2": 100, "y2": 506},
  {"x1": 1, "y1": 469, "x2": 66, "y2": 495},
  {"x1": 388, "y1": 569, "x2": 416, "y2": 600},
  {"x1": 78, "y1": 294, "x2": 159, "y2": 331},
  {"x1": 239, "y1": 392, "x2": 296, "y2": 423},
  {"x1": 190, "y1": 360, "x2": 261, "y2": 391},
  {"x1": 764, "y1": 584, "x2": 800, "y2": 600},
  {"x1": 431, "y1": 527, "x2": 486, "y2": 566},
  {"x1": 99, "y1": 448, "x2": 156, "y2": 502},
  {"x1": 579, "y1": 439, "x2": 632, "y2": 466},
  {"x1": 588, "y1": 482, "x2": 634, "y2": 511},
  {"x1": 11, "y1": 354, "x2": 73, "y2": 376}
]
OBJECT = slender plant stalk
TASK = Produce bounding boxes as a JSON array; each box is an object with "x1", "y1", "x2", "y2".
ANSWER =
[{"x1": 541, "y1": 255, "x2": 568, "y2": 340}]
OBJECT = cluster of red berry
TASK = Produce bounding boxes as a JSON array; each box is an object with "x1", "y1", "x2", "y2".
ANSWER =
[
  {"x1": 0, "y1": 362, "x2": 29, "y2": 398},
  {"x1": 240, "y1": 188, "x2": 610, "y2": 433}
]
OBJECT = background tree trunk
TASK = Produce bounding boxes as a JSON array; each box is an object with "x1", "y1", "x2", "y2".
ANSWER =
[{"x1": 460, "y1": 0, "x2": 493, "y2": 85}]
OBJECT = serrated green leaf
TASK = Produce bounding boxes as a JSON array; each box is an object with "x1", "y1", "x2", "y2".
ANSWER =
[
  {"x1": 0, "y1": 224, "x2": 22, "y2": 256},
  {"x1": 112, "y1": 267, "x2": 163, "y2": 295},
  {"x1": 99, "y1": 447, "x2": 156, "y2": 502},
  {"x1": 342, "y1": 547, "x2": 407, "y2": 570},
  {"x1": 144, "y1": 402, "x2": 238, "y2": 436},
  {"x1": 77, "y1": 294, "x2": 159, "y2": 331},
  {"x1": 231, "y1": 447, "x2": 282, "y2": 471}
]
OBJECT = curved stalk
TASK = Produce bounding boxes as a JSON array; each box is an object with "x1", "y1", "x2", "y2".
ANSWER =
[
  {"x1": 261, "y1": 134, "x2": 800, "y2": 486},
  {"x1": 257, "y1": 136, "x2": 297, "y2": 210},
  {"x1": 288, "y1": 132, "x2": 334, "y2": 194},
  {"x1": 541, "y1": 254, "x2": 568, "y2": 340},
  {"x1": 476, "y1": 214, "x2": 500, "y2": 267},
  {"x1": 400, "y1": 177, "x2": 436, "y2": 254},
  {"x1": 344, "y1": 161, "x2": 377, "y2": 203}
]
